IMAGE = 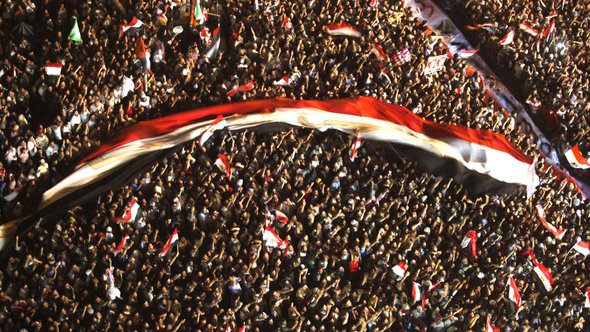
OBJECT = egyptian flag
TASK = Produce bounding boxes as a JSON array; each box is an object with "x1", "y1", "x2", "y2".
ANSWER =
[
  {"x1": 519, "y1": 22, "x2": 539, "y2": 36},
  {"x1": 412, "y1": 282, "x2": 421, "y2": 303},
  {"x1": 508, "y1": 276, "x2": 521, "y2": 308},
  {"x1": 112, "y1": 234, "x2": 129, "y2": 254},
  {"x1": 564, "y1": 144, "x2": 590, "y2": 169},
  {"x1": 199, "y1": 115, "x2": 227, "y2": 146},
  {"x1": 337, "y1": 0, "x2": 342, "y2": 8},
  {"x1": 283, "y1": 17, "x2": 293, "y2": 31},
  {"x1": 486, "y1": 315, "x2": 500, "y2": 332},
  {"x1": 371, "y1": 45, "x2": 387, "y2": 61},
  {"x1": 273, "y1": 75, "x2": 292, "y2": 86},
  {"x1": 44, "y1": 63, "x2": 62, "y2": 76},
  {"x1": 0, "y1": 98, "x2": 540, "y2": 250},
  {"x1": 393, "y1": 261, "x2": 406, "y2": 279},
  {"x1": 533, "y1": 262, "x2": 554, "y2": 292},
  {"x1": 263, "y1": 226, "x2": 287, "y2": 249},
  {"x1": 114, "y1": 198, "x2": 140, "y2": 223},
  {"x1": 499, "y1": 30, "x2": 515, "y2": 45},
  {"x1": 379, "y1": 65, "x2": 391, "y2": 82},
  {"x1": 461, "y1": 230, "x2": 478, "y2": 257},
  {"x1": 324, "y1": 23, "x2": 361, "y2": 38},
  {"x1": 572, "y1": 241, "x2": 589, "y2": 257},
  {"x1": 160, "y1": 228, "x2": 179, "y2": 256},
  {"x1": 275, "y1": 210, "x2": 289, "y2": 224},
  {"x1": 215, "y1": 154, "x2": 230, "y2": 176},
  {"x1": 535, "y1": 204, "x2": 566, "y2": 240},
  {"x1": 350, "y1": 136, "x2": 362, "y2": 161},
  {"x1": 459, "y1": 49, "x2": 478, "y2": 59},
  {"x1": 120, "y1": 17, "x2": 144, "y2": 37},
  {"x1": 204, "y1": 27, "x2": 220, "y2": 59},
  {"x1": 585, "y1": 287, "x2": 590, "y2": 308},
  {"x1": 542, "y1": 19, "x2": 556, "y2": 41},
  {"x1": 465, "y1": 22, "x2": 495, "y2": 30},
  {"x1": 227, "y1": 81, "x2": 254, "y2": 97},
  {"x1": 546, "y1": 12, "x2": 558, "y2": 19},
  {"x1": 107, "y1": 266, "x2": 115, "y2": 285},
  {"x1": 369, "y1": 0, "x2": 379, "y2": 7}
]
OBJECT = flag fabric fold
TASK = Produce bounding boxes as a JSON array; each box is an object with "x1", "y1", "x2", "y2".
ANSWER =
[
  {"x1": 412, "y1": 282, "x2": 421, "y2": 302},
  {"x1": 499, "y1": 30, "x2": 515, "y2": 45},
  {"x1": 519, "y1": 22, "x2": 539, "y2": 36},
  {"x1": 465, "y1": 22, "x2": 495, "y2": 30},
  {"x1": 533, "y1": 262, "x2": 554, "y2": 292},
  {"x1": 204, "y1": 27, "x2": 220, "y2": 59},
  {"x1": 120, "y1": 17, "x2": 144, "y2": 37},
  {"x1": 371, "y1": 45, "x2": 387, "y2": 61},
  {"x1": 273, "y1": 75, "x2": 292, "y2": 86},
  {"x1": 44, "y1": 63, "x2": 62, "y2": 76},
  {"x1": 227, "y1": 81, "x2": 255, "y2": 97},
  {"x1": 113, "y1": 234, "x2": 129, "y2": 254},
  {"x1": 572, "y1": 241, "x2": 589, "y2": 257},
  {"x1": 350, "y1": 136, "x2": 362, "y2": 161},
  {"x1": 535, "y1": 204, "x2": 566, "y2": 240},
  {"x1": 69, "y1": 18, "x2": 82, "y2": 44},
  {"x1": 114, "y1": 198, "x2": 140, "y2": 223},
  {"x1": 543, "y1": 19, "x2": 556, "y2": 41},
  {"x1": 461, "y1": 230, "x2": 478, "y2": 257},
  {"x1": 215, "y1": 154, "x2": 231, "y2": 176},
  {"x1": 324, "y1": 23, "x2": 361, "y2": 38},
  {"x1": 275, "y1": 210, "x2": 289, "y2": 224},
  {"x1": 393, "y1": 261, "x2": 406, "y2": 279},
  {"x1": 263, "y1": 226, "x2": 287, "y2": 249},
  {"x1": 486, "y1": 315, "x2": 500, "y2": 332}
]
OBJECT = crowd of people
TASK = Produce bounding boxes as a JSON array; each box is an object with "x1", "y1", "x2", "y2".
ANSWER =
[
  {"x1": 0, "y1": 0, "x2": 588, "y2": 331},
  {"x1": 439, "y1": 0, "x2": 590, "y2": 155}
]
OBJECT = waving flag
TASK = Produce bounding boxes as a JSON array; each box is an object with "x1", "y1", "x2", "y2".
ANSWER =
[
  {"x1": 519, "y1": 22, "x2": 539, "y2": 36},
  {"x1": 113, "y1": 234, "x2": 129, "y2": 254},
  {"x1": 458, "y1": 49, "x2": 478, "y2": 58},
  {"x1": 275, "y1": 210, "x2": 289, "y2": 224},
  {"x1": 585, "y1": 287, "x2": 590, "y2": 308},
  {"x1": 465, "y1": 22, "x2": 495, "y2": 30},
  {"x1": 546, "y1": 12, "x2": 558, "y2": 19},
  {"x1": 572, "y1": 241, "x2": 589, "y2": 257},
  {"x1": 204, "y1": 27, "x2": 220, "y2": 59},
  {"x1": 215, "y1": 154, "x2": 231, "y2": 176},
  {"x1": 114, "y1": 198, "x2": 140, "y2": 223},
  {"x1": 0, "y1": 98, "x2": 540, "y2": 250},
  {"x1": 535, "y1": 204, "x2": 566, "y2": 240},
  {"x1": 486, "y1": 315, "x2": 500, "y2": 332},
  {"x1": 371, "y1": 45, "x2": 387, "y2": 61},
  {"x1": 263, "y1": 226, "x2": 287, "y2": 249},
  {"x1": 533, "y1": 262, "x2": 554, "y2": 292},
  {"x1": 44, "y1": 63, "x2": 62, "y2": 76},
  {"x1": 369, "y1": 0, "x2": 379, "y2": 7},
  {"x1": 499, "y1": 30, "x2": 515, "y2": 45},
  {"x1": 160, "y1": 228, "x2": 179, "y2": 255},
  {"x1": 350, "y1": 136, "x2": 362, "y2": 161},
  {"x1": 69, "y1": 18, "x2": 82, "y2": 44},
  {"x1": 120, "y1": 17, "x2": 144, "y2": 37},
  {"x1": 393, "y1": 48, "x2": 411, "y2": 65},
  {"x1": 273, "y1": 75, "x2": 292, "y2": 86},
  {"x1": 324, "y1": 23, "x2": 361, "y2": 37},
  {"x1": 542, "y1": 19, "x2": 556, "y2": 41},
  {"x1": 412, "y1": 282, "x2": 421, "y2": 302},
  {"x1": 199, "y1": 115, "x2": 227, "y2": 146},
  {"x1": 284, "y1": 17, "x2": 293, "y2": 31},
  {"x1": 227, "y1": 81, "x2": 255, "y2": 97},
  {"x1": 461, "y1": 230, "x2": 478, "y2": 257},
  {"x1": 565, "y1": 144, "x2": 590, "y2": 169},
  {"x1": 393, "y1": 261, "x2": 406, "y2": 279},
  {"x1": 508, "y1": 276, "x2": 521, "y2": 308}
]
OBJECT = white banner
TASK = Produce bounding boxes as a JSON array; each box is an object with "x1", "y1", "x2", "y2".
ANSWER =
[{"x1": 424, "y1": 55, "x2": 447, "y2": 75}]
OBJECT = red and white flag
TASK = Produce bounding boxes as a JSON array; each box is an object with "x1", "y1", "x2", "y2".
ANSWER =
[
  {"x1": 273, "y1": 75, "x2": 292, "y2": 86},
  {"x1": 393, "y1": 48, "x2": 411, "y2": 65},
  {"x1": 546, "y1": 12, "x2": 558, "y2": 19},
  {"x1": 465, "y1": 22, "x2": 495, "y2": 30},
  {"x1": 572, "y1": 241, "x2": 589, "y2": 257},
  {"x1": 371, "y1": 45, "x2": 387, "y2": 61},
  {"x1": 227, "y1": 81, "x2": 255, "y2": 97},
  {"x1": 393, "y1": 261, "x2": 406, "y2": 278},
  {"x1": 337, "y1": 0, "x2": 342, "y2": 8},
  {"x1": 113, "y1": 234, "x2": 129, "y2": 254},
  {"x1": 486, "y1": 315, "x2": 500, "y2": 332},
  {"x1": 324, "y1": 23, "x2": 361, "y2": 38},
  {"x1": 263, "y1": 226, "x2": 287, "y2": 249},
  {"x1": 508, "y1": 276, "x2": 521, "y2": 308},
  {"x1": 12, "y1": 65, "x2": 16, "y2": 78},
  {"x1": 283, "y1": 17, "x2": 293, "y2": 31},
  {"x1": 519, "y1": 22, "x2": 539, "y2": 36},
  {"x1": 461, "y1": 230, "x2": 478, "y2": 257},
  {"x1": 564, "y1": 144, "x2": 590, "y2": 169},
  {"x1": 44, "y1": 63, "x2": 62, "y2": 76},
  {"x1": 200, "y1": 26, "x2": 212, "y2": 44},
  {"x1": 350, "y1": 136, "x2": 362, "y2": 161},
  {"x1": 107, "y1": 266, "x2": 115, "y2": 285},
  {"x1": 275, "y1": 210, "x2": 289, "y2": 224},
  {"x1": 120, "y1": 17, "x2": 144, "y2": 37},
  {"x1": 114, "y1": 198, "x2": 140, "y2": 223},
  {"x1": 499, "y1": 30, "x2": 515, "y2": 45},
  {"x1": 160, "y1": 228, "x2": 179, "y2": 256},
  {"x1": 412, "y1": 282, "x2": 421, "y2": 302},
  {"x1": 535, "y1": 204, "x2": 566, "y2": 240},
  {"x1": 533, "y1": 262, "x2": 554, "y2": 292},
  {"x1": 369, "y1": 0, "x2": 379, "y2": 7},
  {"x1": 199, "y1": 114, "x2": 227, "y2": 146},
  {"x1": 585, "y1": 287, "x2": 590, "y2": 308},
  {"x1": 215, "y1": 154, "x2": 231, "y2": 177},
  {"x1": 379, "y1": 65, "x2": 391, "y2": 82},
  {"x1": 459, "y1": 49, "x2": 478, "y2": 58},
  {"x1": 542, "y1": 19, "x2": 555, "y2": 41}
]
